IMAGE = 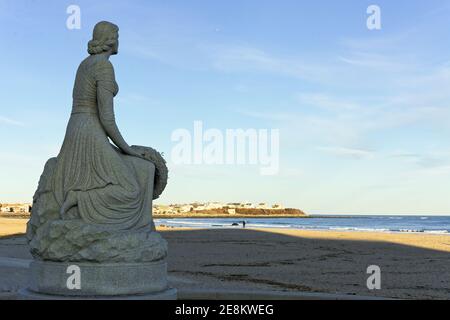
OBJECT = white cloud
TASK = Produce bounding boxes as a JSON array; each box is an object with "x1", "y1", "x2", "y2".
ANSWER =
[
  {"x1": 407, "y1": 165, "x2": 450, "y2": 177},
  {"x1": 236, "y1": 109, "x2": 293, "y2": 121},
  {"x1": 317, "y1": 146, "x2": 375, "y2": 159},
  {"x1": 0, "y1": 116, "x2": 24, "y2": 127},
  {"x1": 296, "y1": 93, "x2": 360, "y2": 111},
  {"x1": 209, "y1": 45, "x2": 332, "y2": 82},
  {"x1": 338, "y1": 52, "x2": 407, "y2": 70},
  {"x1": 392, "y1": 150, "x2": 450, "y2": 170}
]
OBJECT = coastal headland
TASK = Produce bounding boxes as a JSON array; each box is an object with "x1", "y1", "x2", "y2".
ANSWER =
[
  {"x1": 0, "y1": 202, "x2": 308, "y2": 219},
  {"x1": 153, "y1": 202, "x2": 308, "y2": 219}
]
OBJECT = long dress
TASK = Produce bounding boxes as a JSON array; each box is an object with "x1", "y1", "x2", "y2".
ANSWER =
[{"x1": 51, "y1": 55, "x2": 154, "y2": 231}]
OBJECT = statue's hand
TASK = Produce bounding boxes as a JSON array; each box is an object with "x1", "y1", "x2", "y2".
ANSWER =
[
  {"x1": 129, "y1": 145, "x2": 149, "y2": 160},
  {"x1": 111, "y1": 143, "x2": 147, "y2": 160}
]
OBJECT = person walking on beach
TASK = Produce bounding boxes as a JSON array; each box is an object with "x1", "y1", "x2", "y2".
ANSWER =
[{"x1": 242, "y1": 221, "x2": 246, "y2": 228}]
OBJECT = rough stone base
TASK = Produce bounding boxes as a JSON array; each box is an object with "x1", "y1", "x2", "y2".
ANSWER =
[{"x1": 24, "y1": 259, "x2": 175, "y2": 298}]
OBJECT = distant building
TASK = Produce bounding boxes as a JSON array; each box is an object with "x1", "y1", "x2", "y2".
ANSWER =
[
  {"x1": 0, "y1": 203, "x2": 31, "y2": 214},
  {"x1": 204, "y1": 202, "x2": 223, "y2": 210},
  {"x1": 179, "y1": 205, "x2": 193, "y2": 213},
  {"x1": 226, "y1": 203, "x2": 240, "y2": 209},
  {"x1": 192, "y1": 205, "x2": 206, "y2": 211},
  {"x1": 257, "y1": 203, "x2": 269, "y2": 209},
  {"x1": 151, "y1": 202, "x2": 288, "y2": 216}
]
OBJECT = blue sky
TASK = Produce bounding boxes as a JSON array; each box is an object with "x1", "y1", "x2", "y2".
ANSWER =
[{"x1": 1, "y1": 0, "x2": 450, "y2": 214}]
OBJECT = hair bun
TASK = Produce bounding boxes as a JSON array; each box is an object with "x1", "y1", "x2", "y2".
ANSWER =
[
  {"x1": 88, "y1": 39, "x2": 103, "y2": 54},
  {"x1": 88, "y1": 39, "x2": 116, "y2": 55},
  {"x1": 88, "y1": 39, "x2": 100, "y2": 46}
]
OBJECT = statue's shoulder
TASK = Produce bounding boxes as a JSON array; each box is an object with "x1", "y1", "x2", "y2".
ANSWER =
[
  {"x1": 80, "y1": 56, "x2": 114, "y2": 72},
  {"x1": 94, "y1": 56, "x2": 114, "y2": 69},
  {"x1": 94, "y1": 58, "x2": 115, "y2": 78},
  {"x1": 80, "y1": 56, "x2": 115, "y2": 80}
]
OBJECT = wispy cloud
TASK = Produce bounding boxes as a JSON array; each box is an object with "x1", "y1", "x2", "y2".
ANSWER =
[
  {"x1": 236, "y1": 109, "x2": 294, "y2": 121},
  {"x1": 296, "y1": 93, "x2": 360, "y2": 111},
  {"x1": 208, "y1": 45, "x2": 332, "y2": 82},
  {"x1": 317, "y1": 146, "x2": 375, "y2": 160},
  {"x1": 338, "y1": 52, "x2": 408, "y2": 70},
  {"x1": 0, "y1": 116, "x2": 24, "y2": 127},
  {"x1": 413, "y1": 165, "x2": 450, "y2": 176},
  {"x1": 392, "y1": 150, "x2": 450, "y2": 169}
]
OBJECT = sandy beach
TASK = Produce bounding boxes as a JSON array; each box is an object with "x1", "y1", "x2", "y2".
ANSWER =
[
  {"x1": 0, "y1": 218, "x2": 28, "y2": 237},
  {"x1": 0, "y1": 217, "x2": 449, "y2": 299}
]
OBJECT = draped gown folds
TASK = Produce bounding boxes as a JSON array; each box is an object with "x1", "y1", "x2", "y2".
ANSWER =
[{"x1": 53, "y1": 56, "x2": 153, "y2": 230}]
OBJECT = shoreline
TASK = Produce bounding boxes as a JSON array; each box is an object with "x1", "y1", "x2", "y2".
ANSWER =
[
  {"x1": 2, "y1": 218, "x2": 449, "y2": 253},
  {"x1": 1, "y1": 216, "x2": 449, "y2": 236},
  {"x1": 158, "y1": 225, "x2": 450, "y2": 236}
]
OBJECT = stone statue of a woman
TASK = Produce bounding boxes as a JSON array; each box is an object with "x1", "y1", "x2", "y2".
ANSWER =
[
  {"x1": 22, "y1": 21, "x2": 175, "y2": 298},
  {"x1": 27, "y1": 21, "x2": 169, "y2": 267}
]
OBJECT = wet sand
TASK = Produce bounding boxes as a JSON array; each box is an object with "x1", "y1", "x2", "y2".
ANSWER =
[
  {"x1": 160, "y1": 226, "x2": 450, "y2": 299},
  {"x1": 1, "y1": 218, "x2": 449, "y2": 299}
]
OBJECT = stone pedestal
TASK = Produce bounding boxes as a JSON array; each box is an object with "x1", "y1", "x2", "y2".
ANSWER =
[{"x1": 19, "y1": 260, "x2": 177, "y2": 300}]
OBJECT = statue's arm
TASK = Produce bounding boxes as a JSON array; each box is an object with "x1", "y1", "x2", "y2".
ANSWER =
[{"x1": 97, "y1": 87, "x2": 140, "y2": 157}]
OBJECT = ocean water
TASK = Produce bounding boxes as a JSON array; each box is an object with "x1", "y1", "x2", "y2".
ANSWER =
[{"x1": 155, "y1": 215, "x2": 450, "y2": 235}]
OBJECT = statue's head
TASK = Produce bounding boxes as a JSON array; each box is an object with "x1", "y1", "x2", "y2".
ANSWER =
[{"x1": 87, "y1": 21, "x2": 119, "y2": 55}]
